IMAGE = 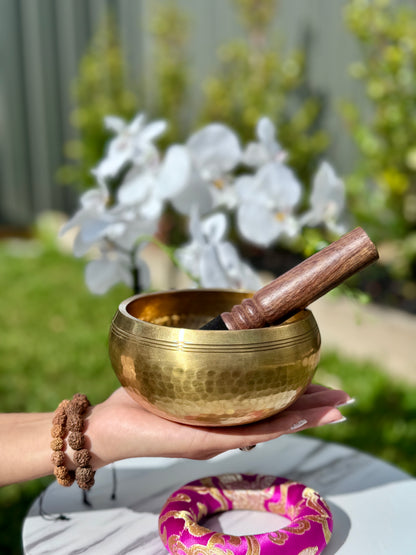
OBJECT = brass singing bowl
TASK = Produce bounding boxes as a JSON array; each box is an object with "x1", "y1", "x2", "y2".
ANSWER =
[{"x1": 109, "y1": 289, "x2": 321, "y2": 427}]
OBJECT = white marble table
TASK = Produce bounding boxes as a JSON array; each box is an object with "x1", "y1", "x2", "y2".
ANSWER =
[{"x1": 22, "y1": 435, "x2": 415, "y2": 554}]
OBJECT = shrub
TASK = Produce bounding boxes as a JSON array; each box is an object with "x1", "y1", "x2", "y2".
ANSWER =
[{"x1": 342, "y1": 0, "x2": 416, "y2": 280}]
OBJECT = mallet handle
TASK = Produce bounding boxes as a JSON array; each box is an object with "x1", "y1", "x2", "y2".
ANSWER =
[{"x1": 221, "y1": 227, "x2": 379, "y2": 330}]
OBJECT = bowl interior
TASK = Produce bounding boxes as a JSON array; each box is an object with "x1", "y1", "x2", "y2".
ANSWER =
[{"x1": 122, "y1": 288, "x2": 305, "y2": 331}]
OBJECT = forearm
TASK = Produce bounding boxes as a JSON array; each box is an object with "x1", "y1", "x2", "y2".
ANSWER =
[
  {"x1": 0, "y1": 407, "x2": 116, "y2": 487},
  {"x1": 0, "y1": 412, "x2": 55, "y2": 486}
]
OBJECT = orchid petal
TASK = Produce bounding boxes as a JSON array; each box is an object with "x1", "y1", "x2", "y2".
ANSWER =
[
  {"x1": 239, "y1": 262, "x2": 262, "y2": 290},
  {"x1": 187, "y1": 123, "x2": 241, "y2": 178},
  {"x1": 85, "y1": 258, "x2": 132, "y2": 294},
  {"x1": 104, "y1": 116, "x2": 126, "y2": 134},
  {"x1": 242, "y1": 117, "x2": 284, "y2": 167},
  {"x1": 199, "y1": 245, "x2": 230, "y2": 288},
  {"x1": 59, "y1": 211, "x2": 87, "y2": 237},
  {"x1": 216, "y1": 242, "x2": 261, "y2": 290},
  {"x1": 157, "y1": 145, "x2": 191, "y2": 199},
  {"x1": 235, "y1": 175, "x2": 258, "y2": 201},
  {"x1": 108, "y1": 215, "x2": 158, "y2": 251},
  {"x1": 138, "y1": 195, "x2": 164, "y2": 221},
  {"x1": 175, "y1": 241, "x2": 201, "y2": 279},
  {"x1": 127, "y1": 113, "x2": 146, "y2": 135},
  {"x1": 311, "y1": 161, "x2": 345, "y2": 214},
  {"x1": 79, "y1": 217, "x2": 111, "y2": 245},
  {"x1": 104, "y1": 222, "x2": 127, "y2": 241},
  {"x1": 79, "y1": 187, "x2": 108, "y2": 210},
  {"x1": 201, "y1": 212, "x2": 227, "y2": 243},
  {"x1": 187, "y1": 205, "x2": 200, "y2": 239},
  {"x1": 139, "y1": 120, "x2": 167, "y2": 143},
  {"x1": 301, "y1": 161, "x2": 346, "y2": 230},
  {"x1": 72, "y1": 232, "x2": 94, "y2": 258},
  {"x1": 257, "y1": 117, "x2": 276, "y2": 147},
  {"x1": 257, "y1": 163, "x2": 302, "y2": 208},
  {"x1": 242, "y1": 143, "x2": 268, "y2": 167},
  {"x1": 171, "y1": 173, "x2": 213, "y2": 216},
  {"x1": 94, "y1": 147, "x2": 131, "y2": 179},
  {"x1": 117, "y1": 169, "x2": 154, "y2": 205},
  {"x1": 237, "y1": 203, "x2": 282, "y2": 247},
  {"x1": 209, "y1": 182, "x2": 238, "y2": 210}
]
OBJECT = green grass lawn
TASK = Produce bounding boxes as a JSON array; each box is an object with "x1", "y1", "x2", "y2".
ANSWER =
[{"x1": 1, "y1": 237, "x2": 415, "y2": 554}]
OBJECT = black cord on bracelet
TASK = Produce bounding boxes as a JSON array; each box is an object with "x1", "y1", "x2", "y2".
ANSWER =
[
  {"x1": 39, "y1": 465, "x2": 118, "y2": 521},
  {"x1": 38, "y1": 490, "x2": 70, "y2": 521}
]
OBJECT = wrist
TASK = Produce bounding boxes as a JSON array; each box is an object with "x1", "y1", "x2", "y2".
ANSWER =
[
  {"x1": 79, "y1": 403, "x2": 116, "y2": 471},
  {"x1": 82, "y1": 397, "x2": 149, "y2": 468}
]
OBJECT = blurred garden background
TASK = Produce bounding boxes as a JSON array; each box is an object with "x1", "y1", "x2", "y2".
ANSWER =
[{"x1": 1, "y1": 0, "x2": 416, "y2": 553}]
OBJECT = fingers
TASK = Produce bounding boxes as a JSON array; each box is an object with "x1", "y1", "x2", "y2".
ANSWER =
[
  {"x1": 286, "y1": 406, "x2": 345, "y2": 431},
  {"x1": 210, "y1": 404, "x2": 345, "y2": 453},
  {"x1": 288, "y1": 388, "x2": 352, "y2": 411},
  {"x1": 302, "y1": 383, "x2": 330, "y2": 394},
  {"x1": 252, "y1": 405, "x2": 344, "y2": 441}
]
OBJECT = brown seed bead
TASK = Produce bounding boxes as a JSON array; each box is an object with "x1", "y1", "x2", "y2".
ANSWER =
[
  {"x1": 52, "y1": 412, "x2": 67, "y2": 427},
  {"x1": 68, "y1": 431, "x2": 84, "y2": 450},
  {"x1": 77, "y1": 478, "x2": 95, "y2": 490},
  {"x1": 75, "y1": 466, "x2": 94, "y2": 480},
  {"x1": 66, "y1": 403, "x2": 78, "y2": 417},
  {"x1": 51, "y1": 424, "x2": 65, "y2": 438},
  {"x1": 56, "y1": 399, "x2": 70, "y2": 413},
  {"x1": 54, "y1": 466, "x2": 75, "y2": 487},
  {"x1": 73, "y1": 448, "x2": 91, "y2": 467},
  {"x1": 51, "y1": 451, "x2": 65, "y2": 466},
  {"x1": 76, "y1": 466, "x2": 95, "y2": 490},
  {"x1": 50, "y1": 438, "x2": 64, "y2": 451},
  {"x1": 52, "y1": 399, "x2": 69, "y2": 424},
  {"x1": 71, "y1": 393, "x2": 90, "y2": 414},
  {"x1": 54, "y1": 465, "x2": 65, "y2": 479},
  {"x1": 67, "y1": 413, "x2": 84, "y2": 433}
]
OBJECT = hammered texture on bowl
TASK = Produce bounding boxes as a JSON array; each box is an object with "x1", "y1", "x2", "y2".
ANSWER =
[{"x1": 109, "y1": 289, "x2": 321, "y2": 426}]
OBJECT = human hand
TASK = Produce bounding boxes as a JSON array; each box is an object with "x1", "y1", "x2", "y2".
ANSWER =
[{"x1": 86, "y1": 384, "x2": 351, "y2": 470}]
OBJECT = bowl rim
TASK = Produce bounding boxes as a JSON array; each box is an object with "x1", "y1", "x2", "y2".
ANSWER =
[{"x1": 115, "y1": 288, "x2": 315, "y2": 335}]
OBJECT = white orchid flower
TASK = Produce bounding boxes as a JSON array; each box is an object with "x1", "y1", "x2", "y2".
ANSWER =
[
  {"x1": 236, "y1": 161, "x2": 302, "y2": 247},
  {"x1": 106, "y1": 204, "x2": 159, "y2": 251},
  {"x1": 62, "y1": 111, "x2": 349, "y2": 298},
  {"x1": 60, "y1": 168, "x2": 159, "y2": 257},
  {"x1": 85, "y1": 245, "x2": 150, "y2": 295},
  {"x1": 117, "y1": 144, "x2": 191, "y2": 220},
  {"x1": 300, "y1": 161, "x2": 346, "y2": 234},
  {"x1": 242, "y1": 117, "x2": 287, "y2": 167},
  {"x1": 171, "y1": 123, "x2": 242, "y2": 215},
  {"x1": 94, "y1": 113, "x2": 167, "y2": 179},
  {"x1": 176, "y1": 209, "x2": 261, "y2": 290},
  {"x1": 59, "y1": 176, "x2": 111, "y2": 256}
]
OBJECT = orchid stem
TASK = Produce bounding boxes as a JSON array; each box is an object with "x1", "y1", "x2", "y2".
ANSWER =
[{"x1": 132, "y1": 265, "x2": 141, "y2": 295}]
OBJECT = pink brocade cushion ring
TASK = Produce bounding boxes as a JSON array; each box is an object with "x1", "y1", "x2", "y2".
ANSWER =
[{"x1": 158, "y1": 473, "x2": 333, "y2": 554}]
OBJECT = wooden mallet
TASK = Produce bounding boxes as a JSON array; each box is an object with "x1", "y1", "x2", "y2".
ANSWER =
[{"x1": 200, "y1": 227, "x2": 379, "y2": 330}]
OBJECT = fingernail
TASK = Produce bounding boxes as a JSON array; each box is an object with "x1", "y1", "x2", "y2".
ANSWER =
[
  {"x1": 290, "y1": 418, "x2": 308, "y2": 430},
  {"x1": 336, "y1": 398, "x2": 356, "y2": 408},
  {"x1": 328, "y1": 416, "x2": 347, "y2": 425}
]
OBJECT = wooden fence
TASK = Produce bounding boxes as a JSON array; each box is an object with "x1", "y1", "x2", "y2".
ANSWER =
[{"x1": 0, "y1": 0, "x2": 373, "y2": 228}]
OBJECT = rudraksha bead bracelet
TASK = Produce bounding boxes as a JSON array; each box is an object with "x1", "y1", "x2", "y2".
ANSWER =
[
  {"x1": 50, "y1": 394, "x2": 95, "y2": 490},
  {"x1": 50, "y1": 399, "x2": 74, "y2": 487}
]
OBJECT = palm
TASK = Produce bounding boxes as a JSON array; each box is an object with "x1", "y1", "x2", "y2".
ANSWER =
[{"x1": 93, "y1": 385, "x2": 349, "y2": 466}]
